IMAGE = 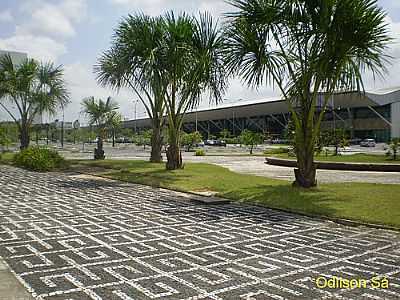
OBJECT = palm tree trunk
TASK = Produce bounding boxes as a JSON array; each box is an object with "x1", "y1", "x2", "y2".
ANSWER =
[
  {"x1": 94, "y1": 134, "x2": 105, "y2": 160},
  {"x1": 166, "y1": 129, "x2": 182, "y2": 170},
  {"x1": 294, "y1": 119, "x2": 317, "y2": 188},
  {"x1": 19, "y1": 122, "x2": 30, "y2": 150},
  {"x1": 150, "y1": 122, "x2": 163, "y2": 163},
  {"x1": 112, "y1": 129, "x2": 115, "y2": 148}
]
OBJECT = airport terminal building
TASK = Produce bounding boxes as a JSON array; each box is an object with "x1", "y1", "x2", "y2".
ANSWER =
[{"x1": 123, "y1": 88, "x2": 400, "y2": 143}]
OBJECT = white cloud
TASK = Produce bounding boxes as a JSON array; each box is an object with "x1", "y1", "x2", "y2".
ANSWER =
[
  {"x1": 0, "y1": 0, "x2": 88, "y2": 63},
  {"x1": 0, "y1": 10, "x2": 13, "y2": 23},
  {"x1": 18, "y1": 8, "x2": 75, "y2": 39},
  {"x1": 61, "y1": 62, "x2": 143, "y2": 123},
  {"x1": 108, "y1": 0, "x2": 232, "y2": 17},
  {"x1": 363, "y1": 16, "x2": 400, "y2": 90},
  {"x1": 0, "y1": 34, "x2": 67, "y2": 62},
  {"x1": 17, "y1": 0, "x2": 87, "y2": 40}
]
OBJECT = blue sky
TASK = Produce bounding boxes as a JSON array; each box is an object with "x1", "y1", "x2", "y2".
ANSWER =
[{"x1": 0, "y1": 0, "x2": 399, "y2": 122}]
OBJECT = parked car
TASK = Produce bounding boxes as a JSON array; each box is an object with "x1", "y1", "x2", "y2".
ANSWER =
[
  {"x1": 349, "y1": 138, "x2": 362, "y2": 145},
  {"x1": 195, "y1": 141, "x2": 205, "y2": 147},
  {"x1": 116, "y1": 137, "x2": 132, "y2": 143},
  {"x1": 360, "y1": 138, "x2": 376, "y2": 147},
  {"x1": 204, "y1": 139, "x2": 226, "y2": 147}
]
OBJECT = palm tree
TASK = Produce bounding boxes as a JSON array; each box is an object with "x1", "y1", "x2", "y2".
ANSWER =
[
  {"x1": 161, "y1": 12, "x2": 227, "y2": 169},
  {"x1": 0, "y1": 54, "x2": 69, "y2": 149},
  {"x1": 107, "y1": 111, "x2": 122, "y2": 147},
  {"x1": 224, "y1": 0, "x2": 390, "y2": 187},
  {"x1": 96, "y1": 14, "x2": 166, "y2": 163},
  {"x1": 81, "y1": 96, "x2": 119, "y2": 159}
]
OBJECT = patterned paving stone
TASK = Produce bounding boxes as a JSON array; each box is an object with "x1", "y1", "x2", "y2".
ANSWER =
[{"x1": 0, "y1": 165, "x2": 400, "y2": 300}]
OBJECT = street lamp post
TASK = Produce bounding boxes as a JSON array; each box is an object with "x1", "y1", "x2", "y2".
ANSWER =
[
  {"x1": 61, "y1": 107, "x2": 65, "y2": 148},
  {"x1": 195, "y1": 108, "x2": 198, "y2": 132},
  {"x1": 134, "y1": 100, "x2": 138, "y2": 134}
]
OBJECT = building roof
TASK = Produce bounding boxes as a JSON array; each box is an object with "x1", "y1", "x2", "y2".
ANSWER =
[{"x1": 123, "y1": 87, "x2": 400, "y2": 128}]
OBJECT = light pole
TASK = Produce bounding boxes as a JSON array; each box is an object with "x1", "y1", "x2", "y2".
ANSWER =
[
  {"x1": 195, "y1": 108, "x2": 198, "y2": 132},
  {"x1": 134, "y1": 100, "x2": 138, "y2": 134},
  {"x1": 232, "y1": 111, "x2": 235, "y2": 136},
  {"x1": 61, "y1": 107, "x2": 65, "y2": 148}
]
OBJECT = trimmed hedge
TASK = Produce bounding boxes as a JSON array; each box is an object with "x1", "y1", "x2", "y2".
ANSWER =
[
  {"x1": 195, "y1": 149, "x2": 206, "y2": 156},
  {"x1": 13, "y1": 147, "x2": 66, "y2": 172}
]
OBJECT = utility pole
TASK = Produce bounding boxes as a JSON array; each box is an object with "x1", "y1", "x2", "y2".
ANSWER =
[
  {"x1": 61, "y1": 107, "x2": 64, "y2": 148},
  {"x1": 232, "y1": 111, "x2": 235, "y2": 136},
  {"x1": 134, "y1": 100, "x2": 138, "y2": 134},
  {"x1": 195, "y1": 108, "x2": 198, "y2": 132}
]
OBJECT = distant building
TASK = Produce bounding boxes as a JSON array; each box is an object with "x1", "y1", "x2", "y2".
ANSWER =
[
  {"x1": 123, "y1": 88, "x2": 400, "y2": 143},
  {"x1": 32, "y1": 114, "x2": 43, "y2": 125},
  {"x1": 0, "y1": 50, "x2": 27, "y2": 65},
  {"x1": 53, "y1": 120, "x2": 73, "y2": 130}
]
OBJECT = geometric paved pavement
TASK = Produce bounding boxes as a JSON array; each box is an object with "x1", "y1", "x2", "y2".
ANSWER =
[{"x1": 0, "y1": 166, "x2": 399, "y2": 300}]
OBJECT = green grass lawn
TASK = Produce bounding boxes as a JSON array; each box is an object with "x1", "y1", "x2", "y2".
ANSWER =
[
  {"x1": 69, "y1": 159, "x2": 400, "y2": 228},
  {"x1": 269, "y1": 153, "x2": 400, "y2": 164},
  {"x1": 0, "y1": 152, "x2": 15, "y2": 164}
]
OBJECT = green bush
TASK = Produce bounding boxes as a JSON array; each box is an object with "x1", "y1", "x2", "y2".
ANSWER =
[
  {"x1": 195, "y1": 149, "x2": 205, "y2": 156},
  {"x1": 263, "y1": 147, "x2": 290, "y2": 155},
  {"x1": 225, "y1": 137, "x2": 240, "y2": 144},
  {"x1": 13, "y1": 147, "x2": 66, "y2": 172}
]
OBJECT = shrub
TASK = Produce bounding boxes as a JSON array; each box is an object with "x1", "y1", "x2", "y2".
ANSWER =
[
  {"x1": 263, "y1": 147, "x2": 290, "y2": 155},
  {"x1": 13, "y1": 147, "x2": 66, "y2": 172},
  {"x1": 195, "y1": 149, "x2": 205, "y2": 156}
]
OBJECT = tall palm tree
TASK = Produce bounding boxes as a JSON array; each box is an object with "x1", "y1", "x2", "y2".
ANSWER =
[
  {"x1": 82, "y1": 96, "x2": 119, "y2": 159},
  {"x1": 0, "y1": 54, "x2": 69, "y2": 149},
  {"x1": 161, "y1": 12, "x2": 227, "y2": 170},
  {"x1": 224, "y1": 0, "x2": 390, "y2": 187},
  {"x1": 96, "y1": 14, "x2": 166, "y2": 163}
]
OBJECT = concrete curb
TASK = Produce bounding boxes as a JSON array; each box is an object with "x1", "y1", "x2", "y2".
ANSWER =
[
  {"x1": 0, "y1": 257, "x2": 34, "y2": 300},
  {"x1": 266, "y1": 157, "x2": 400, "y2": 172}
]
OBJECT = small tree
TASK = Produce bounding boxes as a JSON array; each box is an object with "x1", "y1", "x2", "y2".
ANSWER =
[
  {"x1": 318, "y1": 128, "x2": 349, "y2": 156},
  {"x1": 0, "y1": 55, "x2": 69, "y2": 149},
  {"x1": 136, "y1": 129, "x2": 152, "y2": 150},
  {"x1": 219, "y1": 129, "x2": 231, "y2": 140},
  {"x1": 239, "y1": 129, "x2": 263, "y2": 154},
  {"x1": 0, "y1": 127, "x2": 11, "y2": 152},
  {"x1": 389, "y1": 138, "x2": 400, "y2": 160},
  {"x1": 82, "y1": 96, "x2": 119, "y2": 159},
  {"x1": 107, "y1": 111, "x2": 122, "y2": 147},
  {"x1": 181, "y1": 131, "x2": 202, "y2": 152},
  {"x1": 316, "y1": 130, "x2": 331, "y2": 156}
]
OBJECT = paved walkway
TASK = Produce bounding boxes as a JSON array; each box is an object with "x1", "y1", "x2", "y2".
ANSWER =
[{"x1": 0, "y1": 166, "x2": 399, "y2": 300}]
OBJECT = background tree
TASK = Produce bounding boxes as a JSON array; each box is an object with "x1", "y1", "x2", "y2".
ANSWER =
[
  {"x1": 219, "y1": 129, "x2": 231, "y2": 140},
  {"x1": 0, "y1": 54, "x2": 69, "y2": 149},
  {"x1": 389, "y1": 138, "x2": 399, "y2": 160},
  {"x1": 161, "y1": 12, "x2": 227, "y2": 170},
  {"x1": 82, "y1": 96, "x2": 119, "y2": 159},
  {"x1": 107, "y1": 111, "x2": 122, "y2": 147},
  {"x1": 225, "y1": 0, "x2": 390, "y2": 187},
  {"x1": 239, "y1": 129, "x2": 263, "y2": 154},
  {"x1": 316, "y1": 129, "x2": 349, "y2": 156},
  {"x1": 0, "y1": 127, "x2": 11, "y2": 152},
  {"x1": 0, "y1": 122, "x2": 18, "y2": 146},
  {"x1": 136, "y1": 129, "x2": 152, "y2": 149},
  {"x1": 181, "y1": 131, "x2": 202, "y2": 152},
  {"x1": 96, "y1": 14, "x2": 166, "y2": 163}
]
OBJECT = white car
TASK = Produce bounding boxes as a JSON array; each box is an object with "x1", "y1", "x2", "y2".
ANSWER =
[{"x1": 360, "y1": 139, "x2": 376, "y2": 147}]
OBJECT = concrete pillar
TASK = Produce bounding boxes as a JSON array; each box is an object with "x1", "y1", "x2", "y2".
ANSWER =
[{"x1": 391, "y1": 102, "x2": 400, "y2": 139}]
